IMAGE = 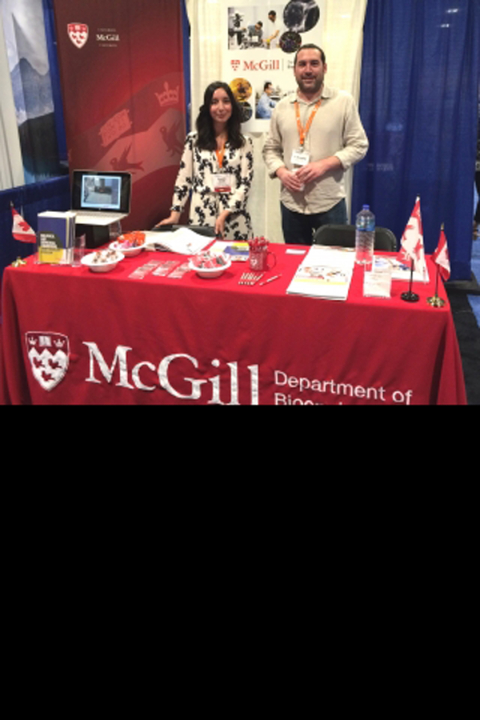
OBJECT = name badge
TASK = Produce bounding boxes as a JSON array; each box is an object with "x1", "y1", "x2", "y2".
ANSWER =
[
  {"x1": 291, "y1": 148, "x2": 310, "y2": 168},
  {"x1": 213, "y1": 173, "x2": 233, "y2": 193}
]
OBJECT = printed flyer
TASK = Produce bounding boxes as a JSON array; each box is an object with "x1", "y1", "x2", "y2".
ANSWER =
[{"x1": 223, "y1": 0, "x2": 326, "y2": 131}]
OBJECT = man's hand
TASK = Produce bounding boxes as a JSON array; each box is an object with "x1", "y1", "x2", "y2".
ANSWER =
[
  {"x1": 295, "y1": 157, "x2": 342, "y2": 185},
  {"x1": 276, "y1": 166, "x2": 304, "y2": 192}
]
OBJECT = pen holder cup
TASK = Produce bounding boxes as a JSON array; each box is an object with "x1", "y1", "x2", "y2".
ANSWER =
[{"x1": 248, "y1": 246, "x2": 276, "y2": 272}]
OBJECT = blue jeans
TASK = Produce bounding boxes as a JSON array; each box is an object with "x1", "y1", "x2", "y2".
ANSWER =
[{"x1": 281, "y1": 199, "x2": 348, "y2": 245}]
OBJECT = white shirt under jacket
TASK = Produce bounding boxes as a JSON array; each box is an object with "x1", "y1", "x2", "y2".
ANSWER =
[{"x1": 262, "y1": 85, "x2": 369, "y2": 214}]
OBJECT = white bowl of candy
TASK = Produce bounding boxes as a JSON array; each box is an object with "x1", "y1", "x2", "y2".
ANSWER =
[
  {"x1": 189, "y1": 251, "x2": 231, "y2": 278},
  {"x1": 81, "y1": 248, "x2": 124, "y2": 272},
  {"x1": 110, "y1": 231, "x2": 146, "y2": 257}
]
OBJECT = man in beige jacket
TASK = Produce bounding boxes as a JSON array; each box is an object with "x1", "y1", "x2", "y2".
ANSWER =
[{"x1": 262, "y1": 44, "x2": 369, "y2": 245}]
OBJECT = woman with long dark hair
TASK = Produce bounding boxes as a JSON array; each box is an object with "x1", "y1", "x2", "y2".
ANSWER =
[{"x1": 158, "y1": 81, "x2": 254, "y2": 239}]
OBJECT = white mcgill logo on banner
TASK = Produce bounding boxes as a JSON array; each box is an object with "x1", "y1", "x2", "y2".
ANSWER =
[
  {"x1": 25, "y1": 332, "x2": 70, "y2": 392},
  {"x1": 68, "y1": 23, "x2": 89, "y2": 49}
]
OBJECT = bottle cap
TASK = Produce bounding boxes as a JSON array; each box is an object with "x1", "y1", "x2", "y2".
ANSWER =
[{"x1": 363, "y1": 204, "x2": 369, "y2": 210}]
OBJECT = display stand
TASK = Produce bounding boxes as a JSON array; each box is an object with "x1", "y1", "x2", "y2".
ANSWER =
[
  {"x1": 76, "y1": 224, "x2": 108, "y2": 249},
  {"x1": 76, "y1": 222, "x2": 122, "y2": 249},
  {"x1": 400, "y1": 258, "x2": 419, "y2": 303}
]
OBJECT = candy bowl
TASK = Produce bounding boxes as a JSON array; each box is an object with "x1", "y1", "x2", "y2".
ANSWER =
[
  {"x1": 189, "y1": 251, "x2": 231, "y2": 279},
  {"x1": 110, "y1": 231, "x2": 146, "y2": 257},
  {"x1": 81, "y1": 249, "x2": 124, "y2": 273},
  {"x1": 110, "y1": 240, "x2": 141, "y2": 258}
]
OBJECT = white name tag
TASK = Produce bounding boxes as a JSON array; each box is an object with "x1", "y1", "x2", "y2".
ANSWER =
[
  {"x1": 213, "y1": 173, "x2": 233, "y2": 193},
  {"x1": 291, "y1": 148, "x2": 310, "y2": 167}
]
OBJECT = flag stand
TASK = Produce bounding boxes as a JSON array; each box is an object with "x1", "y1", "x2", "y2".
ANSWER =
[
  {"x1": 401, "y1": 259, "x2": 419, "y2": 302},
  {"x1": 427, "y1": 266, "x2": 446, "y2": 307},
  {"x1": 11, "y1": 257, "x2": 27, "y2": 268}
]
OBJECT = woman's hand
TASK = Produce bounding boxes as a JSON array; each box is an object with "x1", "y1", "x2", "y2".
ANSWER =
[
  {"x1": 215, "y1": 209, "x2": 231, "y2": 237},
  {"x1": 154, "y1": 211, "x2": 181, "y2": 228}
]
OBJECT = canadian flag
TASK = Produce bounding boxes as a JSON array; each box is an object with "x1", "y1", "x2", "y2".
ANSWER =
[
  {"x1": 398, "y1": 196, "x2": 427, "y2": 277},
  {"x1": 11, "y1": 206, "x2": 36, "y2": 243},
  {"x1": 431, "y1": 225, "x2": 451, "y2": 281}
]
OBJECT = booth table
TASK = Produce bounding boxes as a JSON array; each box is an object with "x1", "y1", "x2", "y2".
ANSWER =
[{"x1": 0, "y1": 244, "x2": 466, "y2": 405}]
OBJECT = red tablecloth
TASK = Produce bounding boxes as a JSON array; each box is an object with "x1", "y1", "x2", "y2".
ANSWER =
[{"x1": 0, "y1": 244, "x2": 466, "y2": 405}]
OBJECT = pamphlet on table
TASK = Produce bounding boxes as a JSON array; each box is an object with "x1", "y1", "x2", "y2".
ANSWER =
[
  {"x1": 37, "y1": 211, "x2": 76, "y2": 264},
  {"x1": 382, "y1": 257, "x2": 429, "y2": 283},
  {"x1": 363, "y1": 257, "x2": 393, "y2": 298},
  {"x1": 209, "y1": 240, "x2": 249, "y2": 261},
  {"x1": 142, "y1": 227, "x2": 211, "y2": 255},
  {"x1": 287, "y1": 246, "x2": 355, "y2": 301}
]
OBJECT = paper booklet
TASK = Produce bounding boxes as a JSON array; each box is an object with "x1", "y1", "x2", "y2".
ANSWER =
[
  {"x1": 143, "y1": 228, "x2": 211, "y2": 255},
  {"x1": 37, "y1": 211, "x2": 76, "y2": 264},
  {"x1": 208, "y1": 240, "x2": 249, "y2": 261},
  {"x1": 384, "y1": 257, "x2": 430, "y2": 283},
  {"x1": 287, "y1": 246, "x2": 355, "y2": 301}
]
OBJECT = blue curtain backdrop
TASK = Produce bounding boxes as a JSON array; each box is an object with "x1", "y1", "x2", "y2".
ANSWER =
[
  {"x1": 42, "y1": 0, "x2": 67, "y2": 167},
  {"x1": 352, "y1": 0, "x2": 480, "y2": 281}
]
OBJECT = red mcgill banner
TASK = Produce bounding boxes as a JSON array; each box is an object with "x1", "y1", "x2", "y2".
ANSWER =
[{"x1": 52, "y1": 0, "x2": 186, "y2": 232}]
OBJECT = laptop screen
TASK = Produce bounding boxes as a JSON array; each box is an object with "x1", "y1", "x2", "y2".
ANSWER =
[{"x1": 72, "y1": 170, "x2": 132, "y2": 213}]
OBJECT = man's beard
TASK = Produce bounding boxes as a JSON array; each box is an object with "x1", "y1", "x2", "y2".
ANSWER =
[{"x1": 297, "y1": 74, "x2": 324, "y2": 95}]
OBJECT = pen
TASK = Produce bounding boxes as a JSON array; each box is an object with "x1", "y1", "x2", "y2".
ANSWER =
[{"x1": 259, "y1": 274, "x2": 282, "y2": 286}]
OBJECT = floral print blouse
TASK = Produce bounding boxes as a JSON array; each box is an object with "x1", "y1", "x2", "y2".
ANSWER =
[{"x1": 171, "y1": 131, "x2": 254, "y2": 239}]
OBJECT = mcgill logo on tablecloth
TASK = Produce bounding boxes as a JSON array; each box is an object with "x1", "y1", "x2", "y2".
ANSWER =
[
  {"x1": 25, "y1": 332, "x2": 70, "y2": 392},
  {"x1": 21, "y1": 333, "x2": 419, "y2": 405},
  {"x1": 23, "y1": 334, "x2": 260, "y2": 403}
]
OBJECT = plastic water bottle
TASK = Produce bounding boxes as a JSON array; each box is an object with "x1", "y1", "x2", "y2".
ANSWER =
[{"x1": 355, "y1": 205, "x2": 375, "y2": 265}]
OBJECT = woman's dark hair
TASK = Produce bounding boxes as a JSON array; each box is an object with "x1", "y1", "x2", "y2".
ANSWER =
[{"x1": 196, "y1": 81, "x2": 245, "y2": 151}]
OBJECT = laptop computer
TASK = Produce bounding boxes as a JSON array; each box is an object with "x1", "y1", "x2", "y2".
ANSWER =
[{"x1": 71, "y1": 170, "x2": 132, "y2": 226}]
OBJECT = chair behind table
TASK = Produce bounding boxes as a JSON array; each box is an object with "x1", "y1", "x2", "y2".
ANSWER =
[{"x1": 313, "y1": 224, "x2": 397, "y2": 251}]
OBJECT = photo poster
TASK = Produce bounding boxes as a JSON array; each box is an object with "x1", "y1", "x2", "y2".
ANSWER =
[
  {"x1": 1, "y1": 0, "x2": 63, "y2": 184},
  {"x1": 223, "y1": 0, "x2": 326, "y2": 132},
  {"x1": 52, "y1": 0, "x2": 186, "y2": 232}
]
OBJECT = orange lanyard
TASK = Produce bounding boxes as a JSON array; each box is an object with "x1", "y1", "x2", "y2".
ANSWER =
[
  {"x1": 295, "y1": 98, "x2": 322, "y2": 147},
  {"x1": 215, "y1": 143, "x2": 226, "y2": 169}
]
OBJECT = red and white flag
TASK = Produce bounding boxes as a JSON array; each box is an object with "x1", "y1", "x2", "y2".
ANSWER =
[
  {"x1": 398, "y1": 196, "x2": 427, "y2": 277},
  {"x1": 11, "y1": 206, "x2": 36, "y2": 243},
  {"x1": 431, "y1": 225, "x2": 451, "y2": 281}
]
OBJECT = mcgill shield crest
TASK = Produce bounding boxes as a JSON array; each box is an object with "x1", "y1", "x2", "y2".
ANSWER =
[
  {"x1": 26, "y1": 332, "x2": 70, "y2": 392},
  {"x1": 68, "y1": 23, "x2": 89, "y2": 49}
]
